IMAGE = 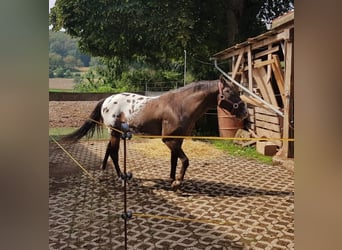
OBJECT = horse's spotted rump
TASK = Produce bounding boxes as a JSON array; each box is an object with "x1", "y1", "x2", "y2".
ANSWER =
[{"x1": 101, "y1": 93, "x2": 156, "y2": 129}]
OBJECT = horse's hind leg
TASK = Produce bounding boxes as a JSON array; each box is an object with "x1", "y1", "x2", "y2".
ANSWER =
[{"x1": 106, "y1": 132, "x2": 122, "y2": 179}]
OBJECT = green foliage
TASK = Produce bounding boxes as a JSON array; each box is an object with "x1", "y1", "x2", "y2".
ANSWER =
[
  {"x1": 257, "y1": 0, "x2": 294, "y2": 25},
  {"x1": 50, "y1": 0, "x2": 278, "y2": 80},
  {"x1": 49, "y1": 30, "x2": 91, "y2": 78},
  {"x1": 212, "y1": 140, "x2": 273, "y2": 165},
  {"x1": 73, "y1": 60, "x2": 182, "y2": 93},
  {"x1": 73, "y1": 69, "x2": 114, "y2": 93},
  {"x1": 50, "y1": 0, "x2": 294, "y2": 86}
]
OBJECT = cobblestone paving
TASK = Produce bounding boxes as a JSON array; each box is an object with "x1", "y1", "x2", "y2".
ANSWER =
[{"x1": 49, "y1": 140, "x2": 294, "y2": 249}]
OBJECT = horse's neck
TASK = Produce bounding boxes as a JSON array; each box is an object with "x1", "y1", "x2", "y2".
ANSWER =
[{"x1": 182, "y1": 81, "x2": 219, "y2": 116}]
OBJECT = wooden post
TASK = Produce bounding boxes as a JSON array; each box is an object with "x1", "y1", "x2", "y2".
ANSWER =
[
  {"x1": 232, "y1": 49, "x2": 244, "y2": 80},
  {"x1": 267, "y1": 44, "x2": 272, "y2": 84},
  {"x1": 247, "y1": 46, "x2": 253, "y2": 91},
  {"x1": 276, "y1": 29, "x2": 293, "y2": 159}
]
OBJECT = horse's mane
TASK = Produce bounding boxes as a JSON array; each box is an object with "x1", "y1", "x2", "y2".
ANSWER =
[{"x1": 162, "y1": 80, "x2": 218, "y2": 96}]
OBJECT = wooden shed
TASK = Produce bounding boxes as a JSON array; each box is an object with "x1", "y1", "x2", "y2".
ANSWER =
[{"x1": 211, "y1": 11, "x2": 294, "y2": 160}]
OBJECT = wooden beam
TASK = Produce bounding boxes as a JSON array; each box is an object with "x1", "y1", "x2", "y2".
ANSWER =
[
  {"x1": 212, "y1": 29, "x2": 290, "y2": 61},
  {"x1": 251, "y1": 30, "x2": 290, "y2": 50},
  {"x1": 255, "y1": 113, "x2": 280, "y2": 124},
  {"x1": 240, "y1": 94, "x2": 264, "y2": 107},
  {"x1": 241, "y1": 94, "x2": 279, "y2": 113},
  {"x1": 247, "y1": 46, "x2": 253, "y2": 90},
  {"x1": 212, "y1": 32, "x2": 283, "y2": 60},
  {"x1": 232, "y1": 49, "x2": 245, "y2": 80},
  {"x1": 255, "y1": 127, "x2": 282, "y2": 146},
  {"x1": 272, "y1": 11, "x2": 294, "y2": 29},
  {"x1": 271, "y1": 54, "x2": 285, "y2": 104},
  {"x1": 253, "y1": 67, "x2": 278, "y2": 107},
  {"x1": 253, "y1": 58, "x2": 275, "y2": 68},
  {"x1": 266, "y1": 44, "x2": 272, "y2": 89},
  {"x1": 255, "y1": 46, "x2": 279, "y2": 59},
  {"x1": 255, "y1": 120, "x2": 281, "y2": 132},
  {"x1": 276, "y1": 39, "x2": 293, "y2": 158},
  {"x1": 255, "y1": 106, "x2": 279, "y2": 116}
]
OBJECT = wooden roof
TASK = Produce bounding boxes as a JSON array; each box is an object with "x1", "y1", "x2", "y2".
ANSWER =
[{"x1": 211, "y1": 10, "x2": 294, "y2": 61}]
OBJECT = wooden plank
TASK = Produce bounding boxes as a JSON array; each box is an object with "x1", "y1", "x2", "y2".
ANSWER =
[
  {"x1": 256, "y1": 127, "x2": 282, "y2": 146},
  {"x1": 271, "y1": 11, "x2": 294, "y2": 29},
  {"x1": 255, "y1": 106, "x2": 278, "y2": 116},
  {"x1": 255, "y1": 113, "x2": 280, "y2": 124},
  {"x1": 256, "y1": 141, "x2": 279, "y2": 156},
  {"x1": 240, "y1": 94, "x2": 280, "y2": 115},
  {"x1": 249, "y1": 116, "x2": 255, "y2": 124},
  {"x1": 232, "y1": 49, "x2": 245, "y2": 79},
  {"x1": 277, "y1": 38, "x2": 293, "y2": 158},
  {"x1": 271, "y1": 54, "x2": 285, "y2": 104},
  {"x1": 251, "y1": 30, "x2": 290, "y2": 50},
  {"x1": 252, "y1": 67, "x2": 278, "y2": 107},
  {"x1": 266, "y1": 44, "x2": 272, "y2": 89},
  {"x1": 248, "y1": 107, "x2": 254, "y2": 115},
  {"x1": 256, "y1": 127, "x2": 281, "y2": 139},
  {"x1": 253, "y1": 67, "x2": 271, "y2": 103},
  {"x1": 241, "y1": 94, "x2": 264, "y2": 107},
  {"x1": 255, "y1": 120, "x2": 281, "y2": 132},
  {"x1": 246, "y1": 46, "x2": 253, "y2": 91},
  {"x1": 253, "y1": 58, "x2": 275, "y2": 68},
  {"x1": 212, "y1": 29, "x2": 290, "y2": 61},
  {"x1": 254, "y1": 46, "x2": 279, "y2": 59}
]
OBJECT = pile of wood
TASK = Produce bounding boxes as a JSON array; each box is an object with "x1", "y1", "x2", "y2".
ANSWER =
[{"x1": 212, "y1": 11, "x2": 294, "y2": 158}]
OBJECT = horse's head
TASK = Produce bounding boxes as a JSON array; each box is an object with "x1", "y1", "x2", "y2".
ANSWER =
[{"x1": 218, "y1": 76, "x2": 248, "y2": 120}]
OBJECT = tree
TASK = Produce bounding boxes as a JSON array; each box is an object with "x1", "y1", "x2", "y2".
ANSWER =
[
  {"x1": 49, "y1": 30, "x2": 92, "y2": 77},
  {"x1": 257, "y1": 0, "x2": 294, "y2": 26},
  {"x1": 50, "y1": 0, "x2": 293, "y2": 81}
]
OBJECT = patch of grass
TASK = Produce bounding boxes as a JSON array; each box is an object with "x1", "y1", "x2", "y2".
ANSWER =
[
  {"x1": 211, "y1": 140, "x2": 273, "y2": 165},
  {"x1": 49, "y1": 127, "x2": 108, "y2": 141},
  {"x1": 49, "y1": 88, "x2": 76, "y2": 92}
]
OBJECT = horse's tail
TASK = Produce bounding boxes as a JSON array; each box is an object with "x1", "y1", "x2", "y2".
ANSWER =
[{"x1": 61, "y1": 98, "x2": 106, "y2": 142}]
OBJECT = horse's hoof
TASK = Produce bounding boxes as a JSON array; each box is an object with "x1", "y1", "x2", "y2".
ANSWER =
[
  {"x1": 171, "y1": 180, "x2": 182, "y2": 191},
  {"x1": 168, "y1": 178, "x2": 175, "y2": 184},
  {"x1": 98, "y1": 171, "x2": 107, "y2": 182}
]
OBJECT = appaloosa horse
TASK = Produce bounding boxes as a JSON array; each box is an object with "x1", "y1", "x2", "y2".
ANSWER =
[{"x1": 62, "y1": 77, "x2": 248, "y2": 189}]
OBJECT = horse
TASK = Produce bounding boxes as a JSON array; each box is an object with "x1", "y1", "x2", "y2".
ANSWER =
[{"x1": 62, "y1": 77, "x2": 248, "y2": 190}]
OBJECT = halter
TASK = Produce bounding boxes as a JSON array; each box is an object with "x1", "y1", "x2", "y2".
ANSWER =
[{"x1": 217, "y1": 80, "x2": 244, "y2": 113}]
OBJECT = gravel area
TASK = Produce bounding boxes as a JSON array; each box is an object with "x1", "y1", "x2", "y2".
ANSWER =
[{"x1": 49, "y1": 101, "x2": 98, "y2": 128}]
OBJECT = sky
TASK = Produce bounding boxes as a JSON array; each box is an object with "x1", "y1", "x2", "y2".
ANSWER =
[{"x1": 49, "y1": 0, "x2": 55, "y2": 10}]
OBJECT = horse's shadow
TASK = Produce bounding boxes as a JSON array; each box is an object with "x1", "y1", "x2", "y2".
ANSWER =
[{"x1": 136, "y1": 178, "x2": 294, "y2": 198}]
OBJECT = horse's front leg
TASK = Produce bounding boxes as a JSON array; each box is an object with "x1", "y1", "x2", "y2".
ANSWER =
[
  {"x1": 162, "y1": 138, "x2": 178, "y2": 184},
  {"x1": 169, "y1": 151, "x2": 178, "y2": 184},
  {"x1": 172, "y1": 148, "x2": 189, "y2": 189},
  {"x1": 163, "y1": 138, "x2": 189, "y2": 190}
]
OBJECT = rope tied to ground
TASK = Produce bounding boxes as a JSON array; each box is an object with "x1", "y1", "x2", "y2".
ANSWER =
[{"x1": 50, "y1": 136, "x2": 96, "y2": 181}]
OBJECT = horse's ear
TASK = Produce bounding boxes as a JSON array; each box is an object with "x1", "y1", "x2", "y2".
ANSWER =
[{"x1": 220, "y1": 75, "x2": 235, "y2": 90}]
